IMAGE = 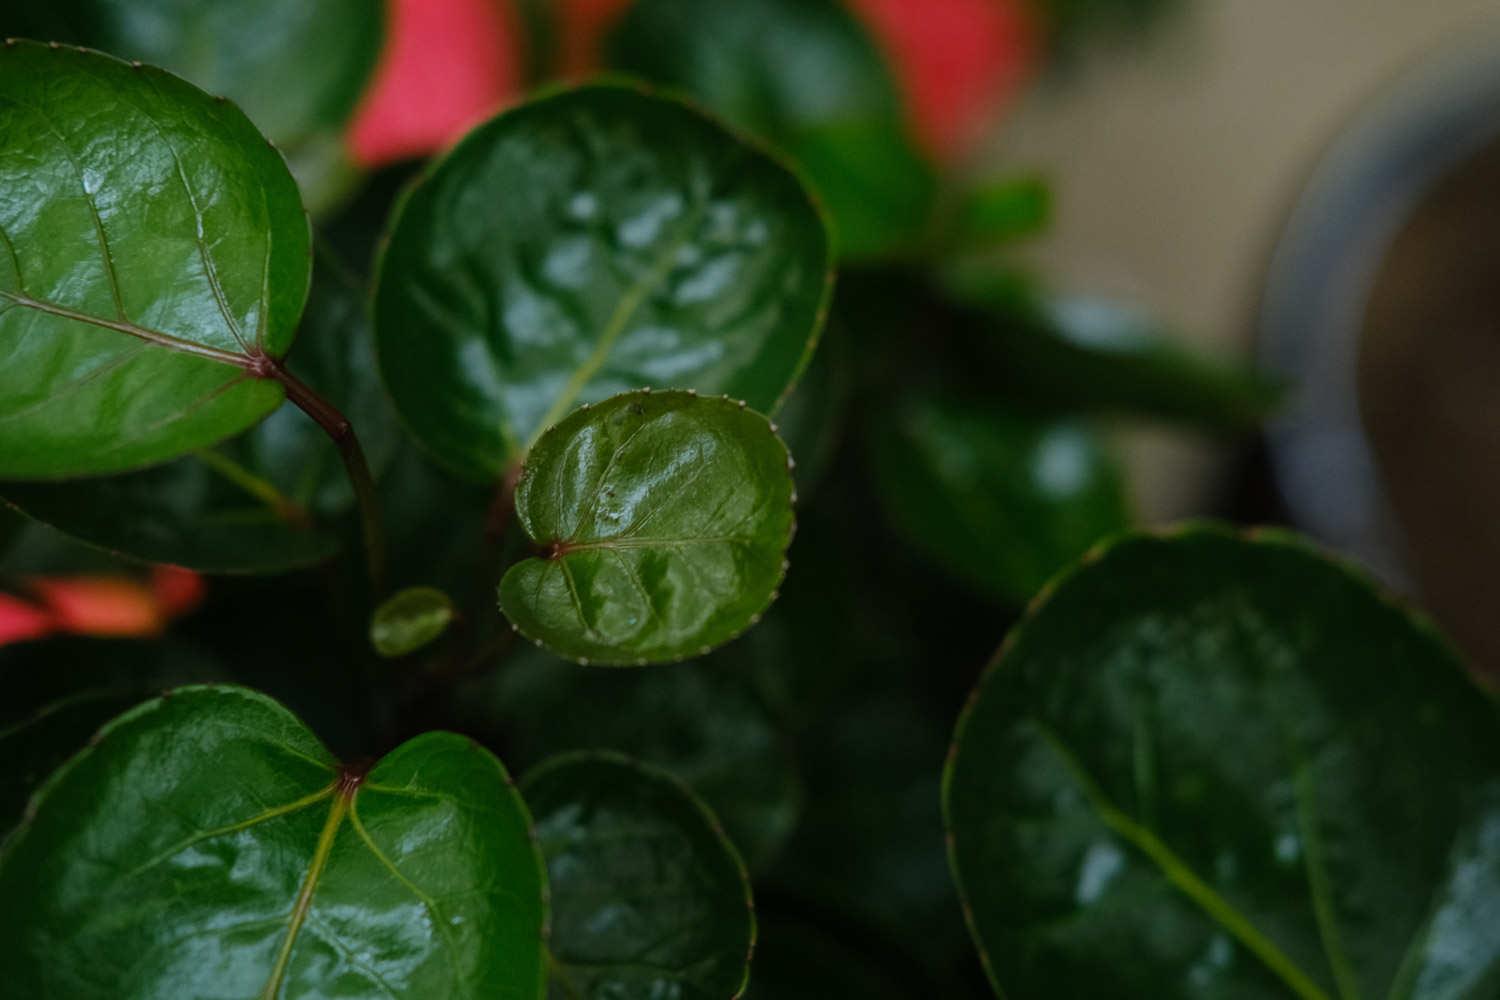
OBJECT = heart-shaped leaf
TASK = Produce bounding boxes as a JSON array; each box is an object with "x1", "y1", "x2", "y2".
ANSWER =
[
  {"x1": 1, "y1": 259, "x2": 391, "y2": 572},
  {"x1": 372, "y1": 82, "x2": 831, "y2": 482},
  {"x1": 5, "y1": 0, "x2": 383, "y2": 211},
  {"x1": 523, "y1": 751, "x2": 755, "y2": 1000},
  {"x1": 608, "y1": 0, "x2": 934, "y2": 261},
  {"x1": 0, "y1": 41, "x2": 310, "y2": 479},
  {"x1": 498, "y1": 390, "x2": 795, "y2": 665},
  {"x1": 945, "y1": 526, "x2": 1500, "y2": 998},
  {"x1": 871, "y1": 394, "x2": 1131, "y2": 605},
  {"x1": 0, "y1": 684, "x2": 548, "y2": 999}
]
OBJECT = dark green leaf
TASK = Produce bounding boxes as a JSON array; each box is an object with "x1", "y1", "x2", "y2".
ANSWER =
[
  {"x1": 370, "y1": 585, "x2": 456, "y2": 657},
  {"x1": 608, "y1": 0, "x2": 934, "y2": 260},
  {"x1": 0, "y1": 42, "x2": 310, "y2": 478},
  {"x1": 871, "y1": 395, "x2": 1131, "y2": 605},
  {"x1": 945, "y1": 526, "x2": 1500, "y2": 999},
  {"x1": 0, "y1": 684, "x2": 548, "y2": 999},
  {"x1": 523, "y1": 751, "x2": 755, "y2": 1000},
  {"x1": 1, "y1": 260, "x2": 391, "y2": 572},
  {"x1": 460, "y1": 642, "x2": 802, "y2": 870},
  {"x1": 945, "y1": 267, "x2": 1282, "y2": 429},
  {"x1": 373, "y1": 82, "x2": 831, "y2": 482},
  {"x1": 498, "y1": 390, "x2": 795, "y2": 666},
  {"x1": 3, "y1": 0, "x2": 383, "y2": 212}
]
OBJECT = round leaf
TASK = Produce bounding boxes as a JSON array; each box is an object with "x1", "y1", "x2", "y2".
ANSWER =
[
  {"x1": 871, "y1": 395, "x2": 1131, "y2": 605},
  {"x1": 370, "y1": 585, "x2": 456, "y2": 657},
  {"x1": 523, "y1": 751, "x2": 755, "y2": 1000},
  {"x1": 0, "y1": 260, "x2": 391, "y2": 572},
  {"x1": 498, "y1": 390, "x2": 795, "y2": 665},
  {"x1": 0, "y1": 41, "x2": 311, "y2": 478},
  {"x1": 372, "y1": 82, "x2": 832, "y2": 482},
  {"x1": 0, "y1": 685, "x2": 548, "y2": 999},
  {"x1": 608, "y1": 0, "x2": 935, "y2": 260},
  {"x1": 6, "y1": 0, "x2": 384, "y2": 211},
  {"x1": 944, "y1": 526, "x2": 1500, "y2": 998}
]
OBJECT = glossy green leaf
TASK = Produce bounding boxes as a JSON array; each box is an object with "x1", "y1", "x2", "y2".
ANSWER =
[
  {"x1": 523, "y1": 751, "x2": 755, "y2": 1000},
  {"x1": 0, "y1": 259, "x2": 391, "y2": 572},
  {"x1": 0, "y1": 684, "x2": 548, "y2": 999},
  {"x1": 608, "y1": 0, "x2": 934, "y2": 260},
  {"x1": 462, "y1": 642, "x2": 802, "y2": 870},
  {"x1": 944, "y1": 526, "x2": 1500, "y2": 999},
  {"x1": 0, "y1": 41, "x2": 310, "y2": 479},
  {"x1": 370, "y1": 585, "x2": 456, "y2": 657},
  {"x1": 945, "y1": 267, "x2": 1282, "y2": 429},
  {"x1": 3, "y1": 0, "x2": 383, "y2": 211},
  {"x1": 871, "y1": 395, "x2": 1131, "y2": 605},
  {"x1": 498, "y1": 391, "x2": 795, "y2": 665},
  {"x1": 373, "y1": 82, "x2": 832, "y2": 482}
]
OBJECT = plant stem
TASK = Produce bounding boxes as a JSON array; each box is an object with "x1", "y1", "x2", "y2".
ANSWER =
[{"x1": 272, "y1": 363, "x2": 386, "y2": 594}]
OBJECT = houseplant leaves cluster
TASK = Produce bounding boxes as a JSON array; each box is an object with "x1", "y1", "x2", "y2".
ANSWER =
[{"x1": 4, "y1": 2, "x2": 1493, "y2": 998}]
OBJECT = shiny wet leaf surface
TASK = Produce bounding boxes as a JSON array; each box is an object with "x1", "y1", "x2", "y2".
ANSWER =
[
  {"x1": 0, "y1": 42, "x2": 310, "y2": 478},
  {"x1": 0, "y1": 685, "x2": 547, "y2": 999},
  {"x1": 373, "y1": 83, "x2": 831, "y2": 482},
  {"x1": 499, "y1": 390, "x2": 795, "y2": 666},
  {"x1": 945, "y1": 527, "x2": 1500, "y2": 999}
]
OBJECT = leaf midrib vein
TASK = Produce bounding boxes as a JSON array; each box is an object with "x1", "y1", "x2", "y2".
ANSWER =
[
  {"x1": 1027, "y1": 718, "x2": 1333, "y2": 1000},
  {"x1": 261, "y1": 789, "x2": 350, "y2": 999},
  {"x1": 559, "y1": 535, "x2": 756, "y2": 551},
  {"x1": 524, "y1": 203, "x2": 707, "y2": 452},
  {"x1": 0, "y1": 289, "x2": 253, "y2": 367},
  {"x1": 0, "y1": 91, "x2": 266, "y2": 371},
  {"x1": 1291, "y1": 741, "x2": 1363, "y2": 1000},
  {"x1": 126, "y1": 784, "x2": 335, "y2": 878}
]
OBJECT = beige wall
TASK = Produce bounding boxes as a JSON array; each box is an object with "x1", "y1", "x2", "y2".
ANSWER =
[{"x1": 983, "y1": 0, "x2": 1500, "y2": 518}]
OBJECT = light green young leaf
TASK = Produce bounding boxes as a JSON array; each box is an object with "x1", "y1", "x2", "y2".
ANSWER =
[
  {"x1": 498, "y1": 390, "x2": 795, "y2": 666},
  {"x1": 370, "y1": 585, "x2": 456, "y2": 658}
]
